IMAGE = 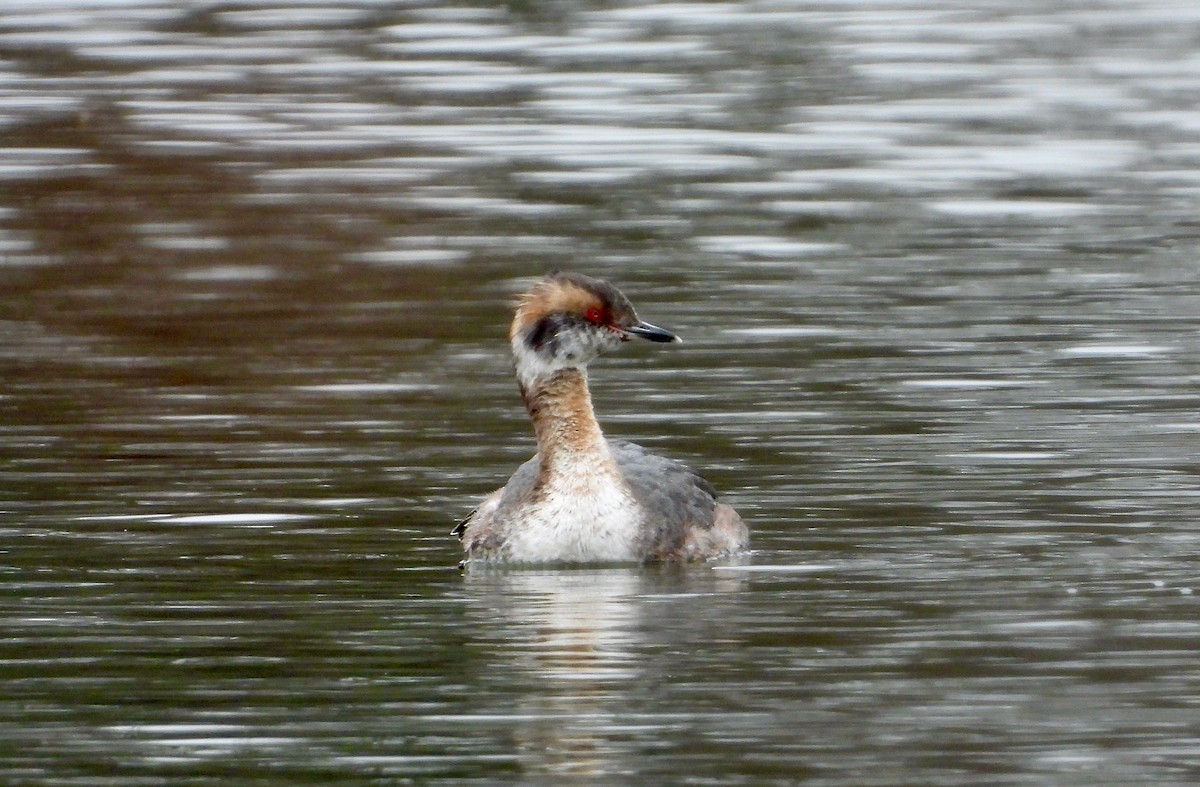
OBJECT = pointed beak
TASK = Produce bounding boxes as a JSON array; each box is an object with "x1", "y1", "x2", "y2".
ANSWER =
[{"x1": 624, "y1": 320, "x2": 681, "y2": 344}]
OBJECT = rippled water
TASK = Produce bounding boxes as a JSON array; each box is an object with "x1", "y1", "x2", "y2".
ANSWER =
[{"x1": 4, "y1": 0, "x2": 1200, "y2": 783}]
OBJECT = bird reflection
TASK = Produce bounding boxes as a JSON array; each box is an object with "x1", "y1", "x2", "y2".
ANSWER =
[{"x1": 461, "y1": 566, "x2": 744, "y2": 777}]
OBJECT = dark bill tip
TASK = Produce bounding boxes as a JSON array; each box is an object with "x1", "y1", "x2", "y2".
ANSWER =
[{"x1": 624, "y1": 320, "x2": 681, "y2": 344}]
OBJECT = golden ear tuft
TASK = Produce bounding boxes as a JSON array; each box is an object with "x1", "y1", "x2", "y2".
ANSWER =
[{"x1": 511, "y1": 274, "x2": 604, "y2": 337}]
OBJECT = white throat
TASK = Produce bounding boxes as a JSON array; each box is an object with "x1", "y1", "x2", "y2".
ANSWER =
[{"x1": 511, "y1": 333, "x2": 591, "y2": 391}]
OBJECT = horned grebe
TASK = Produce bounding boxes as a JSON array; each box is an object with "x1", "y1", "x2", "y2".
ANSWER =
[{"x1": 454, "y1": 271, "x2": 748, "y2": 564}]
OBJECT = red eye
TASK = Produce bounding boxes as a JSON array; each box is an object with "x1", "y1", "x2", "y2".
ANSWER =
[{"x1": 585, "y1": 307, "x2": 604, "y2": 324}]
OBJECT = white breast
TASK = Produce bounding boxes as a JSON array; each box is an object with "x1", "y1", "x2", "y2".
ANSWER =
[{"x1": 502, "y1": 467, "x2": 644, "y2": 563}]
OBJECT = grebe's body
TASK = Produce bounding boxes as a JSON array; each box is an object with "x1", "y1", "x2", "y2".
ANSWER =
[{"x1": 455, "y1": 272, "x2": 748, "y2": 565}]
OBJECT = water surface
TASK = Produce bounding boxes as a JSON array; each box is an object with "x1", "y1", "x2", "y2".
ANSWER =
[{"x1": 3, "y1": 0, "x2": 1200, "y2": 783}]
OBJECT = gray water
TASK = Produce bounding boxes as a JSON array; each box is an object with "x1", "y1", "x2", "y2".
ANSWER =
[{"x1": 3, "y1": 0, "x2": 1200, "y2": 784}]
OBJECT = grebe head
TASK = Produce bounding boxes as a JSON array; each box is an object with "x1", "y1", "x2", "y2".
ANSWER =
[{"x1": 509, "y1": 271, "x2": 679, "y2": 388}]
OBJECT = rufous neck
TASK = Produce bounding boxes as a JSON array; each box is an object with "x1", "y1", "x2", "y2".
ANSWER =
[{"x1": 521, "y1": 367, "x2": 609, "y2": 468}]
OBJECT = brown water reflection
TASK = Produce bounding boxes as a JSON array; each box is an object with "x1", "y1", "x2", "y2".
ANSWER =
[{"x1": 3, "y1": 0, "x2": 1200, "y2": 784}]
